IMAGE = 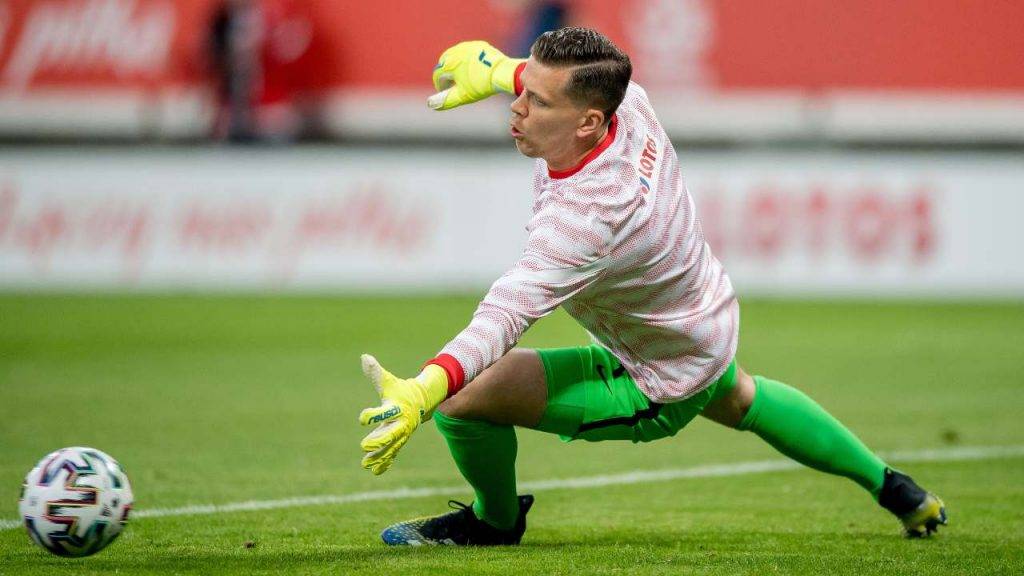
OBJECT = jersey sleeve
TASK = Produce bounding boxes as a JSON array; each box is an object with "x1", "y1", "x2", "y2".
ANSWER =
[{"x1": 427, "y1": 193, "x2": 614, "y2": 393}]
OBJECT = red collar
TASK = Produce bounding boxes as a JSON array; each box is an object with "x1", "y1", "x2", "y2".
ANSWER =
[{"x1": 547, "y1": 114, "x2": 619, "y2": 180}]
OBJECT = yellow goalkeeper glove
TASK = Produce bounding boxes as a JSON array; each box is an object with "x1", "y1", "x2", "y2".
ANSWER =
[
  {"x1": 427, "y1": 40, "x2": 525, "y2": 111},
  {"x1": 358, "y1": 354, "x2": 449, "y2": 475}
]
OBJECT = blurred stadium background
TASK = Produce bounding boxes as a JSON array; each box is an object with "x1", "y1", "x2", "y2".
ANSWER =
[
  {"x1": 1, "y1": 1, "x2": 1023, "y2": 573},
  {"x1": 0, "y1": 0, "x2": 1022, "y2": 294}
]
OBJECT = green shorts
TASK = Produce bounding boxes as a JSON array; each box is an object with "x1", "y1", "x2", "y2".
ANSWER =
[{"x1": 535, "y1": 345, "x2": 737, "y2": 443}]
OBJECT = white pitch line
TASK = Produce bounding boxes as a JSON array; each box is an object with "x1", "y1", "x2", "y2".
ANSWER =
[{"x1": 3, "y1": 444, "x2": 1023, "y2": 532}]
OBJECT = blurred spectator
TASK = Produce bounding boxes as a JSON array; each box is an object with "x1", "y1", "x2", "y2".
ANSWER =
[
  {"x1": 208, "y1": 0, "x2": 313, "y2": 144},
  {"x1": 514, "y1": 1, "x2": 569, "y2": 56},
  {"x1": 208, "y1": 0, "x2": 257, "y2": 142}
]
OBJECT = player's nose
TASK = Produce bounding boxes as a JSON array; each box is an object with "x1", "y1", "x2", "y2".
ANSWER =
[{"x1": 510, "y1": 92, "x2": 527, "y2": 118}]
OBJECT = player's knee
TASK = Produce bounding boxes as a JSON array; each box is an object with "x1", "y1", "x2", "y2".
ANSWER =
[
  {"x1": 436, "y1": 386, "x2": 482, "y2": 420},
  {"x1": 731, "y1": 369, "x2": 756, "y2": 420},
  {"x1": 703, "y1": 367, "x2": 755, "y2": 429},
  {"x1": 436, "y1": 396, "x2": 461, "y2": 418}
]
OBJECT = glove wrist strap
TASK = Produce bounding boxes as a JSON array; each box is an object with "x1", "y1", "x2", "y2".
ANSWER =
[
  {"x1": 416, "y1": 364, "x2": 451, "y2": 412},
  {"x1": 492, "y1": 58, "x2": 527, "y2": 95},
  {"x1": 424, "y1": 354, "x2": 466, "y2": 397}
]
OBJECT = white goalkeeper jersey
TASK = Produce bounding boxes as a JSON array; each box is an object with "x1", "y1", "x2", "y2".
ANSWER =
[{"x1": 436, "y1": 82, "x2": 739, "y2": 403}]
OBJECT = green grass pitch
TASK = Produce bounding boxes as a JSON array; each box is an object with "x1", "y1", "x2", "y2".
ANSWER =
[{"x1": 1, "y1": 294, "x2": 1022, "y2": 575}]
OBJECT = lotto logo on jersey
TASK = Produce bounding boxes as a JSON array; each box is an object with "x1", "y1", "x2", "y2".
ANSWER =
[{"x1": 637, "y1": 135, "x2": 659, "y2": 192}]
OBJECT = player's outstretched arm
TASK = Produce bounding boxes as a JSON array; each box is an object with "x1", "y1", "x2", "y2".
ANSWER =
[
  {"x1": 358, "y1": 354, "x2": 449, "y2": 475},
  {"x1": 427, "y1": 41, "x2": 525, "y2": 111}
]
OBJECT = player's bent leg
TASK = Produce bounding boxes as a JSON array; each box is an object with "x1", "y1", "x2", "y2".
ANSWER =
[
  {"x1": 702, "y1": 365, "x2": 947, "y2": 537},
  {"x1": 409, "y1": 344, "x2": 652, "y2": 545},
  {"x1": 398, "y1": 348, "x2": 545, "y2": 543}
]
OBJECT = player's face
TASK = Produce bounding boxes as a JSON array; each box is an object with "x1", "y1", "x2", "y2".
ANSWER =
[{"x1": 509, "y1": 59, "x2": 589, "y2": 161}]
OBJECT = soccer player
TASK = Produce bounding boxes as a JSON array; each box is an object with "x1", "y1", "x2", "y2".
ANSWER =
[{"x1": 358, "y1": 27, "x2": 947, "y2": 545}]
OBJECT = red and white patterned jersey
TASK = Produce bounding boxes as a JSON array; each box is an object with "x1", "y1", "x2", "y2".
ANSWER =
[{"x1": 431, "y1": 82, "x2": 739, "y2": 403}]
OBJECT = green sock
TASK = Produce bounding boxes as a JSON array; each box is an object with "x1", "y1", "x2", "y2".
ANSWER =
[
  {"x1": 739, "y1": 376, "x2": 887, "y2": 497},
  {"x1": 433, "y1": 411, "x2": 519, "y2": 530}
]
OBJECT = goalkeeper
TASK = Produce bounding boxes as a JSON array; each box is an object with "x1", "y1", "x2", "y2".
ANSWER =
[{"x1": 358, "y1": 27, "x2": 947, "y2": 545}]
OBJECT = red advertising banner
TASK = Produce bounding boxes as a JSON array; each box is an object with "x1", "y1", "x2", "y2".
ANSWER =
[
  {"x1": 0, "y1": 0, "x2": 204, "y2": 89},
  {"x1": 1, "y1": 0, "x2": 1022, "y2": 93},
  {"x1": 0, "y1": 1, "x2": 1021, "y2": 141}
]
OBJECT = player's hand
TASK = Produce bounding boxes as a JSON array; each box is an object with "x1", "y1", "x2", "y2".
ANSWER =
[
  {"x1": 358, "y1": 354, "x2": 449, "y2": 475},
  {"x1": 427, "y1": 41, "x2": 525, "y2": 111}
]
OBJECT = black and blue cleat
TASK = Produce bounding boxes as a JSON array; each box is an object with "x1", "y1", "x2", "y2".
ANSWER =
[{"x1": 381, "y1": 495, "x2": 534, "y2": 546}]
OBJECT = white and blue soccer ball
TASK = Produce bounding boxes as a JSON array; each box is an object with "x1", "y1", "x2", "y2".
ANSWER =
[{"x1": 19, "y1": 447, "x2": 134, "y2": 557}]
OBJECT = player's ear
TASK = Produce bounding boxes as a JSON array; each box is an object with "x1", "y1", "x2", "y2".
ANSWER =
[{"x1": 577, "y1": 108, "x2": 606, "y2": 138}]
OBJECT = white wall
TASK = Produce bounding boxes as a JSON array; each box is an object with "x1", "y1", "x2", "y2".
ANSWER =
[
  {"x1": 4, "y1": 90, "x2": 1024, "y2": 144},
  {"x1": 1, "y1": 147, "x2": 1022, "y2": 297}
]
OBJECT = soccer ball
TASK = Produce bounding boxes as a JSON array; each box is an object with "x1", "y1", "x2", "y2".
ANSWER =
[{"x1": 19, "y1": 447, "x2": 134, "y2": 557}]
